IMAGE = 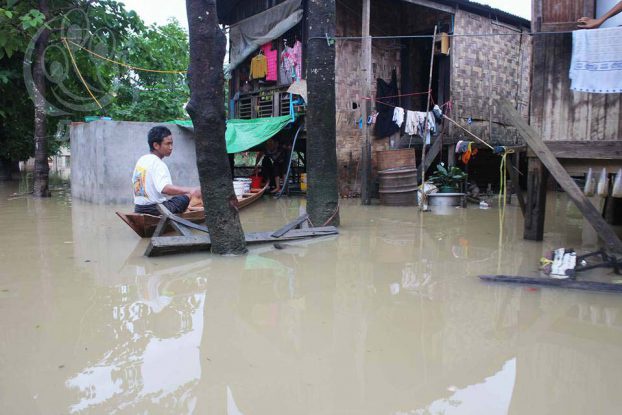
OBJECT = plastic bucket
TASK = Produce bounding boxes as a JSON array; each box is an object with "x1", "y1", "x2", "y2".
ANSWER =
[
  {"x1": 300, "y1": 173, "x2": 307, "y2": 192},
  {"x1": 234, "y1": 178, "x2": 251, "y2": 193},
  {"x1": 233, "y1": 181, "x2": 246, "y2": 197},
  {"x1": 250, "y1": 174, "x2": 262, "y2": 189}
]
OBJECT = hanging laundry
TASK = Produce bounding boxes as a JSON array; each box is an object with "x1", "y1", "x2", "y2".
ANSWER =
[
  {"x1": 367, "y1": 111, "x2": 379, "y2": 125},
  {"x1": 250, "y1": 53, "x2": 267, "y2": 80},
  {"x1": 281, "y1": 44, "x2": 297, "y2": 84},
  {"x1": 292, "y1": 40, "x2": 303, "y2": 80},
  {"x1": 570, "y1": 26, "x2": 622, "y2": 93},
  {"x1": 455, "y1": 140, "x2": 464, "y2": 153},
  {"x1": 405, "y1": 110, "x2": 418, "y2": 136},
  {"x1": 374, "y1": 69, "x2": 400, "y2": 139},
  {"x1": 393, "y1": 107, "x2": 405, "y2": 128},
  {"x1": 461, "y1": 142, "x2": 478, "y2": 164},
  {"x1": 261, "y1": 43, "x2": 278, "y2": 81}
]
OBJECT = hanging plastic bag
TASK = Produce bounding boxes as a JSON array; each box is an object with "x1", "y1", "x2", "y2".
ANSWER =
[
  {"x1": 612, "y1": 168, "x2": 622, "y2": 198},
  {"x1": 583, "y1": 168, "x2": 595, "y2": 196},
  {"x1": 597, "y1": 168, "x2": 609, "y2": 197}
]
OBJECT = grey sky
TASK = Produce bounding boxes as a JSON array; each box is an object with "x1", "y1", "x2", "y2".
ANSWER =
[{"x1": 120, "y1": 0, "x2": 532, "y2": 30}]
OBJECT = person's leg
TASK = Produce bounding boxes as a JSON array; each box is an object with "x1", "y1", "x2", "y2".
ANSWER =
[
  {"x1": 134, "y1": 204, "x2": 160, "y2": 216},
  {"x1": 262, "y1": 157, "x2": 276, "y2": 189},
  {"x1": 162, "y1": 195, "x2": 190, "y2": 214}
]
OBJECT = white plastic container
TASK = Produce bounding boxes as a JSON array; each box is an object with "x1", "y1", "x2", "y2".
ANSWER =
[{"x1": 233, "y1": 181, "x2": 246, "y2": 197}]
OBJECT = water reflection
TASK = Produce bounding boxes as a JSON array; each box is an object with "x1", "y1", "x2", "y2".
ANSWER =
[{"x1": 1, "y1": 180, "x2": 622, "y2": 414}]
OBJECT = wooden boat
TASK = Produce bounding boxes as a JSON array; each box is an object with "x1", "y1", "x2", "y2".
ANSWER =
[{"x1": 116, "y1": 184, "x2": 268, "y2": 238}]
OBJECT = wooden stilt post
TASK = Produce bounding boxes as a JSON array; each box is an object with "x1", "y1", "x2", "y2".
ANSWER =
[
  {"x1": 420, "y1": 25, "x2": 437, "y2": 210},
  {"x1": 360, "y1": 0, "x2": 372, "y2": 205},
  {"x1": 500, "y1": 101, "x2": 622, "y2": 252},
  {"x1": 524, "y1": 157, "x2": 549, "y2": 240}
]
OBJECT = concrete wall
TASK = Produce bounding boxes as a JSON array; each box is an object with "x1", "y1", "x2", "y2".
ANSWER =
[{"x1": 70, "y1": 121, "x2": 199, "y2": 205}]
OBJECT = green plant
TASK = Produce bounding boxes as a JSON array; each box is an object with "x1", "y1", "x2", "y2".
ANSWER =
[{"x1": 429, "y1": 163, "x2": 467, "y2": 191}]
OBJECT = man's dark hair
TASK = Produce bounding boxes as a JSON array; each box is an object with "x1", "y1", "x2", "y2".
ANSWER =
[{"x1": 148, "y1": 126, "x2": 172, "y2": 151}]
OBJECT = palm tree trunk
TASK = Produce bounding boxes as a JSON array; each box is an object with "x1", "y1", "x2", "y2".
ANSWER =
[
  {"x1": 306, "y1": 0, "x2": 340, "y2": 226},
  {"x1": 185, "y1": 0, "x2": 246, "y2": 254}
]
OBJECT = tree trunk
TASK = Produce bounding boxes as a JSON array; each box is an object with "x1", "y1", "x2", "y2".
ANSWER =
[
  {"x1": 306, "y1": 0, "x2": 340, "y2": 226},
  {"x1": 185, "y1": 0, "x2": 246, "y2": 255},
  {"x1": 33, "y1": 0, "x2": 50, "y2": 197}
]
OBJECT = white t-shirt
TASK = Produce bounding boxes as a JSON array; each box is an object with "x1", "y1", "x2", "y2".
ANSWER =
[{"x1": 132, "y1": 154, "x2": 172, "y2": 205}]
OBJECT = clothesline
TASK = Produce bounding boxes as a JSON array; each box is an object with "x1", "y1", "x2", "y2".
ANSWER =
[
  {"x1": 309, "y1": 30, "x2": 581, "y2": 42},
  {"x1": 362, "y1": 90, "x2": 431, "y2": 101}
]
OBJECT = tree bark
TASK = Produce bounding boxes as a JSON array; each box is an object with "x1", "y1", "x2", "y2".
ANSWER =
[
  {"x1": 33, "y1": 0, "x2": 50, "y2": 197},
  {"x1": 186, "y1": 0, "x2": 246, "y2": 255},
  {"x1": 306, "y1": 0, "x2": 340, "y2": 226}
]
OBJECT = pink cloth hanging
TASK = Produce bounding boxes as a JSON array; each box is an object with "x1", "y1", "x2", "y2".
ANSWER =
[
  {"x1": 261, "y1": 43, "x2": 278, "y2": 82},
  {"x1": 292, "y1": 40, "x2": 302, "y2": 80}
]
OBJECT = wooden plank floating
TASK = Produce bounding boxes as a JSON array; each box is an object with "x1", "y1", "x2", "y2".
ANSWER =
[
  {"x1": 500, "y1": 101, "x2": 622, "y2": 253},
  {"x1": 271, "y1": 213, "x2": 309, "y2": 238},
  {"x1": 479, "y1": 275, "x2": 622, "y2": 294},
  {"x1": 145, "y1": 227, "x2": 339, "y2": 257},
  {"x1": 157, "y1": 204, "x2": 193, "y2": 237}
]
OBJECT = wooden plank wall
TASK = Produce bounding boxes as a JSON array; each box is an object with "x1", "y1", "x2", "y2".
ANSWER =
[{"x1": 531, "y1": 0, "x2": 622, "y2": 144}]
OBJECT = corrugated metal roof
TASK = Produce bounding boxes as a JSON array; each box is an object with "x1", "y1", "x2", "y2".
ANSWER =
[{"x1": 217, "y1": 0, "x2": 530, "y2": 27}]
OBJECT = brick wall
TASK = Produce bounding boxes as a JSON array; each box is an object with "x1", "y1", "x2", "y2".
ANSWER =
[{"x1": 335, "y1": 0, "x2": 401, "y2": 195}]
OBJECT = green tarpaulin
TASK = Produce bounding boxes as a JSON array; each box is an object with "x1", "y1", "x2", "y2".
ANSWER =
[{"x1": 170, "y1": 115, "x2": 291, "y2": 153}]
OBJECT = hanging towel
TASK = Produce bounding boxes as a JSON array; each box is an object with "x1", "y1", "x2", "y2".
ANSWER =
[
  {"x1": 393, "y1": 107, "x2": 405, "y2": 128},
  {"x1": 405, "y1": 110, "x2": 418, "y2": 135},
  {"x1": 570, "y1": 26, "x2": 622, "y2": 93}
]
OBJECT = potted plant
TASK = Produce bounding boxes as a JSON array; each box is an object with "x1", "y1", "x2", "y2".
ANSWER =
[{"x1": 429, "y1": 163, "x2": 467, "y2": 193}]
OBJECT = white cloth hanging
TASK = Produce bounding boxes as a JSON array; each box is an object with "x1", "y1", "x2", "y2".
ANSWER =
[
  {"x1": 392, "y1": 107, "x2": 405, "y2": 127},
  {"x1": 570, "y1": 26, "x2": 622, "y2": 93}
]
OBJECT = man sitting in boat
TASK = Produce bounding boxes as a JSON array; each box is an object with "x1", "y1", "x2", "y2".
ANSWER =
[{"x1": 132, "y1": 126, "x2": 201, "y2": 216}]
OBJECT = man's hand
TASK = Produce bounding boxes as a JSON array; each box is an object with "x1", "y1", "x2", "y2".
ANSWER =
[
  {"x1": 577, "y1": 17, "x2": 603, "y2": 29},
  {"x1": 190, "y1": 187, "x2": 202, "y2": 199}
]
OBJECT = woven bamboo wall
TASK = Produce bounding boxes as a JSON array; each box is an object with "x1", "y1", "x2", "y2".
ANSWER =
[{"x1": 450, "y1": 9, "x2": 531, "y2": 146}]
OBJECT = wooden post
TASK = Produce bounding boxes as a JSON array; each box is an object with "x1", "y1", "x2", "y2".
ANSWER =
[
  {"x1": 360, "y1": 0, "x2": 372, "y2": 205},
  {"x1": 500, "y1": 102, "x2": 622, "y2": 252},
  {"x1": 524, "y1": 157, "x2": 549, "y2": 240},
  {"x1": 420, "y1": 25, "x2": 437, "y2": 210}
]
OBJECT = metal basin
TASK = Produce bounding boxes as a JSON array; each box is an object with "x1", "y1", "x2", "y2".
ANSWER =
[{"x1": 427, "y1": 193, "x2": 465, "y2": 207}]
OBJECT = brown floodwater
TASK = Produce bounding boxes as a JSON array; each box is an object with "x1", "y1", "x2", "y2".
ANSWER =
[{"x1": 1, "y1": 179, "x2": 622, "y2": 415}]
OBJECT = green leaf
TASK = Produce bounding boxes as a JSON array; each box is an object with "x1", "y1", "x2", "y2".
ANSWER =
[{"x1": 5, "y1": 10, "x2": 13, "y2": 18}]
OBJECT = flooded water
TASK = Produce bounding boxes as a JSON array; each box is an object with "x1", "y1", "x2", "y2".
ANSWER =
[{"x1": 1, "y1": 180, "x2": 622, "y2": 415}]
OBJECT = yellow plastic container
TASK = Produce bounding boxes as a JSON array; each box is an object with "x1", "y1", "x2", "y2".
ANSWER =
[{"x1": 300, "y1": 173, "x2": 307, "y2": 192}]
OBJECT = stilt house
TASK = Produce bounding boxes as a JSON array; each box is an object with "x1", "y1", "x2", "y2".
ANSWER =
[
  {"x1": 525, "y1": 0, "x2": 622, "y2": 240},
  {"x1": 217, "y1": 0, "x2": 531, "y2": 194}
]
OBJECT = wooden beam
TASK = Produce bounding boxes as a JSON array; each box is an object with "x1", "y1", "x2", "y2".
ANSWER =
[
  {"x1": 360, "y1": 0, "x2": 372, "y2": 205},
  {"x1": 145, "y1": 226, "x2": 339, "y2": 257},
  {"x1": 500, "y1": 102, "x2": 622, "y2": 253},
  {"x1": 531, "y1": 141, "x2": 622, "y2": 160},
  {"x1": 479, "y1": 275, "x2": 622, "y2": 294},
  {"x1": 524, "y1": 157, "x2": 548, "y2": 240},
  {"x1": 271, "y1": 213, "x2": 309, "y2": 238},
  {"x1": 417, "y1": 129, "x2": 443, "y2": 181},
  {"x1": 401, "y1": 0, "x2": 454, "y2": 14}
]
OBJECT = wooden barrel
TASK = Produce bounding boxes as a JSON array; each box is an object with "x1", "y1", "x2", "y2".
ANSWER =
[
  {"x1": 378, "y1": 167, "x2": 418, "y2": 206},
  {"x1": 377, "y1": 148, "x2": 416, "y2": 171}
]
